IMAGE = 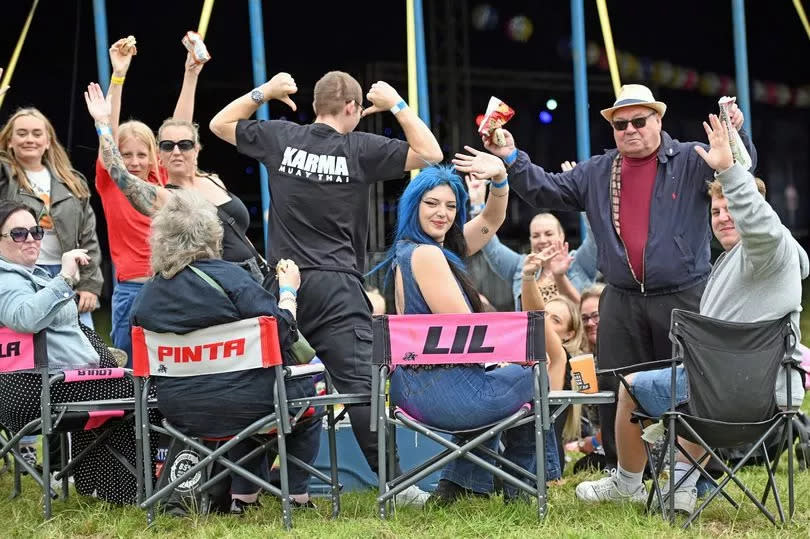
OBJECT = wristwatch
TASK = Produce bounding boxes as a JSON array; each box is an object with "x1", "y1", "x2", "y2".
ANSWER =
[
  {"x1": 250, "y1": 88, "x2": 266, "y2": 105},
  {"x1": 59, "y1": 272, "x2": 77, "y2": 288}
]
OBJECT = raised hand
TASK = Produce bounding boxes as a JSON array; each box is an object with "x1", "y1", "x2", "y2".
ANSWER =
[
  {"x1": 84, "y1": 83, "x2": 112, "y2": 123},
  {"x1": 726, "y1": 101, "x2": 744, "y2": 131},
  {"x1": 260, "y1": 72, "x2": 297, "y2": 111},
  {"x1": 481, "y1": 128, "x2": 515, "y2": 159},
  {"x1": 60, "y1": 249, "x2": 90, "y2": 283},
  {"x1": 547, "y1": 240, "x2": 574, "y2": 276},
  {"x1": 361, "y1": 81, "x2": 403, "y2": 117},
  {"x1": 561, "y1": 160, "x2": 577, "y2": 172},
  {"x1": 452, "y1": 146, "x2": 507, "y2": 181},
  {"x1": 522, "y1": 253, "x2": 544, "y2": 278},
  {"x1": 109, "y1": 37, "x2": 137, "y2": 76},
  {"x1": 694, "y1": 114, "x2": 734, "y2": 172},
  {"x1": 276, "y1": 259, "x2": 301, "y2": 291},
  {"x1": 183, "y1": 52, "x2": 204, "y2": 76}
]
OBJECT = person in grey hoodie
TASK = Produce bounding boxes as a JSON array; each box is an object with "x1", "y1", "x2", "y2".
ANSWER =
[{"x1": 575, "y1": 114, "x2": 808, "y2": 514}]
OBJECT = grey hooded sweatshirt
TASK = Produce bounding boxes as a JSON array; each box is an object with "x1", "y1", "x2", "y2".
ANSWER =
[{"x1": 700, "y1": 163, "x2": 809, "y2": 407}]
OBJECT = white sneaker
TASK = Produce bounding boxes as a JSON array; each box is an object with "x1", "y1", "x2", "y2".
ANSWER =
[
  {"x1": 576, "y1": 472, "x2": 647, "y2": 504},
  {"x1": 19, "y1": 444, "x2": 37, "y2": 467},
  {"x1": 654, "y1": 482, "x2": 697, "y2": 515},
  {"x1": 395, "y1": 485, "x2": 430, "y2": 507}
]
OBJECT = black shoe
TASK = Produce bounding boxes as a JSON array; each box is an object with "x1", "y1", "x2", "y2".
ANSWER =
[
  {"x1": 427, "y1": 479, "x2": 489, "y2": 507},
  {"x1": 229, "y1": 498, "x2": 262, "y2": 515},
  {"x1": 503, "y1": 490, "x2": 532, "y2": 505},
  {"x1": 289, "y1": 497, "x2": 317, "y2": 510}
]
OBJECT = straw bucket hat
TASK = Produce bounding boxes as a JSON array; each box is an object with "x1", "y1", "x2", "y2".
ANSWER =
[{"x1": 600, "y1": 84, "x2": 667, "y2": 122}]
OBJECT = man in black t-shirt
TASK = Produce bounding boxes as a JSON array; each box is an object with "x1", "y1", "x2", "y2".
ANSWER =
[{"x1": 210, "y1": 71, "x2": 442, "y2": 502}]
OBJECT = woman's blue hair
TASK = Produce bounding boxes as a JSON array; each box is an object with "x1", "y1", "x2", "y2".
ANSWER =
[{"x1": 369, "y1": 165, "x2": 470, "y2": 281}]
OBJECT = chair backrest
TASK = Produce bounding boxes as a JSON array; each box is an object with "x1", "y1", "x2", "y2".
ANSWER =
[
  {"x1": 0, "y1": 327, "x2": 47, "y2": 373},
  {"x1": 132, "y1": 316, "x2": 283, "y2": 378},
  {"x1": 670, "y1": 309, "x2": 794, "y2": 435},
  {"x1": 372, "y1": 311, "x2": 545, "y2": 367}
]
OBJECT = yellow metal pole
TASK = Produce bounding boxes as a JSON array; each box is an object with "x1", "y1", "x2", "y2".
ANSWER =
[
  {"x1": 197, "y1": 0, "x2": 215, "y2": 39},
  {"x1": 0, "y1": 0, "x2": 40, "y2": 111},
  {"x1": 595, "y1": 0, "x2": 621, "y2": 98},
  {"x1": 794, "y1": 0, "x2": 810, "y2": 41}
]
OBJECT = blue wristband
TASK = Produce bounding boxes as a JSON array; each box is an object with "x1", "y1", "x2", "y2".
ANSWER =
[
  {"x1": 503, "y1": 148, "x2": 518, "y2": 166},
  {"x1": 491, "y1": 176, "x2": 508, "y2": 189},
  {"x1": 279, "y1": 285, "x2": 297, "y2": 297},
  {"x1": 389, "y1": 100, "x2": 408, "y2": 114},
  {"x1": 96, "y1": 125, "x2": 112, "y2": 137}
]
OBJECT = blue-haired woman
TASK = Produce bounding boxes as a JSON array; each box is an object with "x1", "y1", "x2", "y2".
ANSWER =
[{"x1": 379, "y1": 149, "x2": 561, "y2": 505}]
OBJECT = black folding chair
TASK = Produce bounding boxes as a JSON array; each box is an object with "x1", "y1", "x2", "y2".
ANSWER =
[
  {"x1": 133, "y1": 316, "x2": 368, "y2": 529},
  {"x1": 371, "y1": 310, "x2": 614, "y2": 519},
  {"x1": 0, "y1": 328, "x2": 144, "y2": 519},
  {"x1": 600, "y1": 309, "x2": 799, "y2": 528}
]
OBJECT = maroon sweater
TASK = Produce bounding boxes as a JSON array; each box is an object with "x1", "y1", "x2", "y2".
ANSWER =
[{"x1": 618, "y1": 152, "x2": 658, "y2": 281}]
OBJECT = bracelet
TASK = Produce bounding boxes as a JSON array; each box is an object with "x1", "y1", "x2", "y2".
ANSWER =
[
  {"x1": 96, "y1": 124, "x2": 112, "y2": 137},
  {"x1": 110, "y1": 75, "x2": 125, "y2": 85},
  {"x1": 389, "y1": 100, "x2": 408, "y2": 115},
  {"x1": 490, "y1": 190, "x2": 508, "y2": 198},
  {"x1": 503, "y1": 148, "x2": 518, "y2": 167},
  {"x1": 279, "y1": 285, "x2": 298, "y2": 297},
  {"x1": 491, "y1": 176, "x2": 508, "y2": 189}
]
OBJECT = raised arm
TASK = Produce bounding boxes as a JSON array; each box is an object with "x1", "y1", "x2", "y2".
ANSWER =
[
  {"x1": 173, "y1": 52, "x2": 205, "y2": 121},
  {"x1": 209, "y1": 72, "x2": 298, "y2": 146},
  {"x1": 451, "y1": 147, "x2": 508, "y2": 255},
  {"x1": 106, "y1": 38, "x2": 137, "y2": 143},
  {"x1": 361, "y1": 82, "x2": 442, "y2": 170},
  {"x1": 467, "y1": 179, "x2": 524, "y2": 281},
  {"x1": 85, "y1": 83, "x2": 169, "y2": 216}
]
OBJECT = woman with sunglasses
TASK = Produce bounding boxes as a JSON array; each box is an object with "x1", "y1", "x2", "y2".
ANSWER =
[
  {"x1": 0, "y1": 109, "x2": 103, "y2": 328},
  {"x1": 0, "y1": 200, "x2": 159, "y2": 505}
]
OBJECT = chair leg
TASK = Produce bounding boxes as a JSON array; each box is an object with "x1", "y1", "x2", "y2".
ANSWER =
[
  {"x1": 59, "y1": 434, "x2": 68, "y2": 500},
  {"x1": 327, "y1": 404, "x2": 340, "y2": 519},
  {"x1": 42, "y1": 431, "x2": 51, "y2": 519},
  {"x1": 376, "y1": 398, "x2": 387, "y2": 520},
  {"x1": 759, "y1": 440, "x2": 785, "y2": 524},
  {"x1": 277, "y1": 429, "x2": 292, "y2": 530},
  {"x1": 787, "y1": 413, "x2": 795, "y2": 520}
]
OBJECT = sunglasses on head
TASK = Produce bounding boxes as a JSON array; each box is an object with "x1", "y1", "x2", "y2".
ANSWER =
[
  {"x1": 158, "y1": 139, "x2": 195, "y2": 152},
  {"x1": 611, "y1": 111, "x2": 656, "y2": 131},
  {"x1": 1, "y1": 226, "x2": 45, "y2": 242}
]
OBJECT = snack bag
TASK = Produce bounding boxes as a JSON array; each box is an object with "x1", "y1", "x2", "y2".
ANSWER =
[
  {"x1": 718, "y1": 96, "x2": 752, "y2": 170},
  {"x1": 119, "y1": 35, "x2": 137, "y2": 55},
  {"x1": 181, "y1": 31, "x2": 211, "y2": 64},
  {"x1": 477, "y1": 96, "x2": 515, "y2": 146}
]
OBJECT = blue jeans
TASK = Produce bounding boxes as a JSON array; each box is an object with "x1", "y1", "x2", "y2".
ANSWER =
[
  {"x1": 111, "y1": 281, "x2": 144, "y2": 368},
  {"x1": 390, "y1": 365, "x2": 561, "y2": 494},
  {"x1": 36, "y1": 264, "x2": 94, "y2": 329},
  {"x1": 631, "y1": 367, "x2": 689, "y2": 418}
]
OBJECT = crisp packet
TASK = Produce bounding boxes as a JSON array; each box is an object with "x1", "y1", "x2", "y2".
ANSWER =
[
  {"x1": 718, "y1": 96, "x2": 751, "y2": 170},
  {"x1": 477, "y1": 96, "x2": 515, "y2": 146},
  {"x1": 181, "y1": 31, "x2": 211, "y2": 64}
]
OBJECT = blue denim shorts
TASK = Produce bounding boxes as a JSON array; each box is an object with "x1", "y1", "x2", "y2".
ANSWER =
[{"x1": 630, "y1": 367, "x2": 689, "y2": 418}]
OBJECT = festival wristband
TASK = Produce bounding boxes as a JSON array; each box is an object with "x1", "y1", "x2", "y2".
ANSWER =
[
  {"x1": 491, "y1": 176, "x2": 508, "y2": 189},
  {"x1": 96, "y1": 124, "x2": 112, "y2": 137},
  {"x1": 503, "y1": 148, "x2": 518, "y2": 167},
  {"x1": 110, "y1": 75, "x2": 125, "y2": 85},
  {"x1": 279, "y1": 285, "x2": 298, "y2": 297},
  {"x1": 390, "y1": 100, "x2": 408, "y2": 115},
  {"x1": 591, "y1": 435, "x2": 601, "y2": 450}
]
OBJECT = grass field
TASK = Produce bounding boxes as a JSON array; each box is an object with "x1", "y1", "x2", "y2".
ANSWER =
[{"x1": 1, "y1": 288, "x2": 809, "y2": 537}]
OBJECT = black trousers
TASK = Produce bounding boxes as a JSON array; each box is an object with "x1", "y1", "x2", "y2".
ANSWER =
[
  {"x1": 283, "y1": 269, "x2": 393, "y2": 475},
  {"x1": 595, "y1": 280, "x2": 705, "y2": 469}
]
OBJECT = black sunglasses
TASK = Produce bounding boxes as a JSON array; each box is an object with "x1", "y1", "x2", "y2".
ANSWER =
[
  {"x1": 158, "y1": 139, "x2": 195, "y2": 152},
  {"x1": 611, "y1": 111, "x2": 656, "y2": 131},
  {"x1": 1, "y1": 226, "x2": 45, "y2": 242}
]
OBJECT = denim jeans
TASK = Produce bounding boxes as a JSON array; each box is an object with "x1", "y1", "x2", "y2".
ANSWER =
[
  {"x1": 36, "y1": 264, "x2": 94, "y2": 329},
  {"x1": 630, "y1": 367, "x2": 689, "y2": 418},
  {"x1": 390, "y1": 364, "x2": 561, "y2": 494},
  {"x1": 111, "y1": 281, "x2": 144, "y2": 368}
]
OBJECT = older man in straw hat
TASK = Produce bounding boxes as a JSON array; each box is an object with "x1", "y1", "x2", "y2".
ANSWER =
[{"x1": 453, "y1": 83, "x2": 756, "y2": 471}]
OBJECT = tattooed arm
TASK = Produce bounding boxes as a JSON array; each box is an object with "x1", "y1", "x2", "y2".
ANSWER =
[{"x1": 85, "y1": 82, "x2": 169, "y2": 216}]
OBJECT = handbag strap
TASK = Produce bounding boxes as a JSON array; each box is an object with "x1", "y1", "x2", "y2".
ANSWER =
[
  {"x1": 214, "y1": 204, "x2": 266, "y2": 265},
  {"x1": 188, "y1": 264, "x2": 228, "y2": 298}
]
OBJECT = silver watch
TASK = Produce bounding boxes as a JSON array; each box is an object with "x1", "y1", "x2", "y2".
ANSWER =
[
  {"x1": 59, "y1": 272, "x2": 77, "y2": 288},
  {"x1": 250, "y1": 88, "x2": 266, "y2": 105}
]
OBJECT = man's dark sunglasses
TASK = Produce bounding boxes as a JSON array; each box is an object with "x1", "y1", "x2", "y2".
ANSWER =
[
  {"x1": 158, "y1": 139, "x2": 195, "y2": 152},
  {"x1": 611, "y1": 111, "x2": 656, "y2": 131},
  {"x1": 1, "y1": 226, "x2": 45, "y2": 242}
]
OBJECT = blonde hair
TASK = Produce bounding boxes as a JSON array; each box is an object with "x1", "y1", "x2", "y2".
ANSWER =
[
  {"x1": 547, "y1": 296, "x2": 585, "y2": 356},
  {"x1": 0, "y1": 108, "x2": 89, "y2": 198},
  {"x1": 118, "y1": 120, "x2": 160, "y2": 179},
  {"x1": 313, "y1": 71, "x2": 363, "y2": 116},
  {"x1": 150, "y1": 190, "x2": 223, "y2": 278},
  {"x1": 707, "y1": 177, "x2": 766, "y2": 198},
  {"x1": 579, "y1": 284, "x2": 605, "y2": 354},
  {"x1": 530, "y1": 213, "x2": 564, "y2": 237}
]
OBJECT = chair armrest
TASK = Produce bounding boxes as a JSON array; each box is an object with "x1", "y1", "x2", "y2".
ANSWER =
[
  {"x1": 284, "y1": 363, "x2": 325, "y2": 379},
  {"x1": 596, "y1": 358, "x2": 681, "y2": 378}
]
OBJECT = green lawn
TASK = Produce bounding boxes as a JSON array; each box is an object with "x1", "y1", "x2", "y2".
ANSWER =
[{"x1": 2, "y1": 287, "x2": 808, "y2": 537}]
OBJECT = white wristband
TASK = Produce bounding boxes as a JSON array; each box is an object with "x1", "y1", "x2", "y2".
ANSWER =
[{"x1": 390, "y1": 100, "x2": 408, "y2": 115}]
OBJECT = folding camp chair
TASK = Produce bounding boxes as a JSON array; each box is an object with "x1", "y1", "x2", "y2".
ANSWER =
[
  {"x1": 371, "y1": 310, "x2": 614, "y2": 519},
  {"x1": 0, "y1": 327, "x2": 144, "y2": 519},
  {"x1": 133, "y1": 315, "x2": 368, "y2": 530},
  {"x1": 600, "y1": 309, "x2": 799, "y2": 528}
]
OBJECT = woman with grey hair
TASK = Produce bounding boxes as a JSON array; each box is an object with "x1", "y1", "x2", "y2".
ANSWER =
[{"x1": 131, "y1": 190, "x2": 320, "y2": 513}]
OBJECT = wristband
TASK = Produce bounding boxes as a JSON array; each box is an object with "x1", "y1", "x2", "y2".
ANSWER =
[
  {"x1": 503, "y1": 148, "x2": 518, "y2": 167},
  {"x1": 110, "y1": 75, "x2": 125, "y2": 85},
  {"x1": 279, "y1": 285, "x2": 298, "y2": 297},
  {"x1": 96, "y1": 125, "x2": 112, "y2": 137},
  {"x1": 491, "y1": 176, "x2": 508, "y2": 189},
  {"x1": 590, "y1": 435, "x2": 601, "y2": 450},
  {"x1": 389, "y1": 100, "x2": 408, "y2": 115}
]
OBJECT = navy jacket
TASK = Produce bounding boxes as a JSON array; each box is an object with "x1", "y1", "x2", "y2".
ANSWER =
[{"x1": 508, "y1": 130, "x2": 757, "y2": 294}]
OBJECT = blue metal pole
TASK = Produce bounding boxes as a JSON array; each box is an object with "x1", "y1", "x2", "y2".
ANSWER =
[
  {"x1": 571, "y1": 0, "x2": 590, "y2": 241},
  {"x1": 414, "y1": 0, "x2": 430, "y2": 127},
  {"x1": 92, "y1": 0, "x2": 110, "y2": 93},
  {"x1": 248, "y1": 0, "x2": 271, "y2": 256},
  {"x1": 731, "y1": 0, "x2": 751, "y2": 132}
]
